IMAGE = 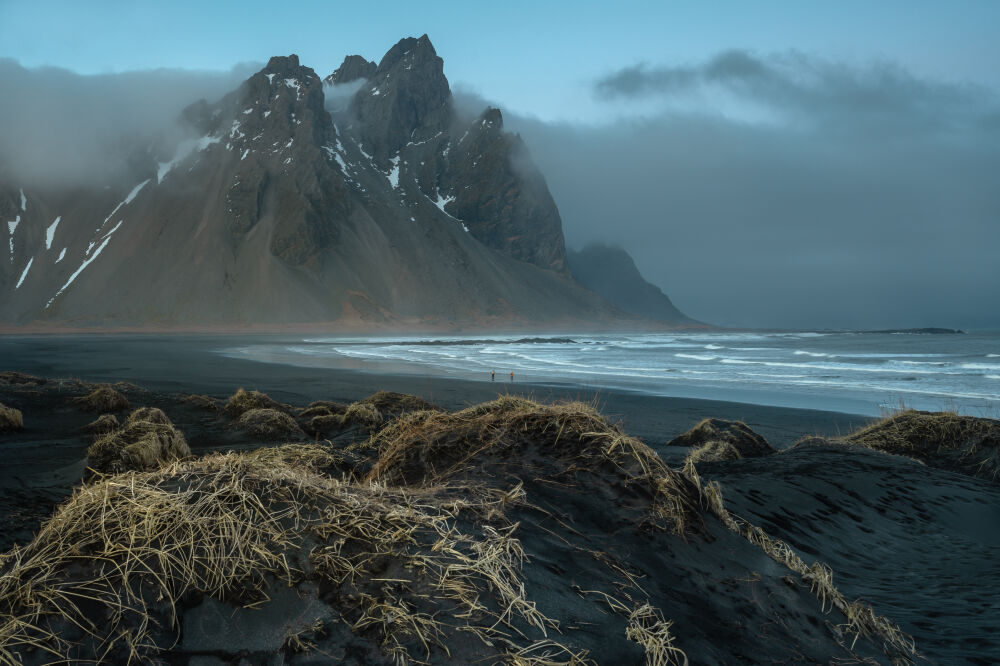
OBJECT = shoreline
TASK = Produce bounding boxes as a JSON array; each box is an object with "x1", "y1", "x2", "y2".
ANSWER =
[{"x1": 0, "y1": 333, "x2": 869, "y2": 448}]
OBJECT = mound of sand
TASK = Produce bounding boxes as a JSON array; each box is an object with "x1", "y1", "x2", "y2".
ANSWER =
[
  {"x1": 0, "y1": 402, "x2": 23, "y2": 432},
  {"x1": 0, "y1": 371, "x2": 46, "y2": 387},
  {"x1": 74, "y1": 385, "x2": 130, "y2": 412},
  {"x1": 0, "y1": 397, "x2": 918, "y2": 665},
  {"x1": 235, "y1": 408, "x2": 305, "y2": 440},
  {"x1": 223, "y1": 388, "x2": 289, "y2": 417},
  {"x1": 87, "y1": 407, "x2": 190, "y2": 474},
  {"x1": 180, "y1": 393, "x2": 220, "y2": 411},
  {"x1": 81, "y1": 413, "x2": 119, "y2": 436},
  {"x1": 339, "y1": 401, "x2": 383, "y2": 429},
  {"x1": 843, "y1": 410, "x2": 1000, "y2": 482},
  {"x1": 668, "y1": 418, "x2": 776, "y2": 464},
  {"x1": 299, "y1": 400, "x2": 347, "y2": 419},
  {"x1": 359, "y1": 391, "x2": 439, "y2": 416}
]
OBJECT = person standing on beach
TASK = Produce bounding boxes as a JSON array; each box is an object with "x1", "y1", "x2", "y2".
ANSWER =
[
  {"x1": 491, "y1": 370, "x2": 495, "y2": 382},
  {"x1": 510, "y1": 370, "x2": 514, "y2": 382}
]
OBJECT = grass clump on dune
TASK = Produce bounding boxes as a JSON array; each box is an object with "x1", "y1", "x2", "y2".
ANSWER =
[
  {"x1": 81, "y1": 413, "x2": 119, "y2": 436},
  {"x1": 359, "y1": 390, "x2": 439, "y2": 415},
  {"x1": 180, "y1": 393, "x2": 220, "y2": 411},
  {"x1": 74, "y1": 385, "x2": 130, "y2": 412},
  {"x1": 366, "y1": 395, "x2": 700, "y2": 535},
  {"x1": 670, "y1": 418, "x2": 775, "y2": 465},
  {"x1": 223, "y1": 388, "x2": 288, "y2": 417},
  {"x1": 843, "y1": 409, "x2": 1000, "y2": 481},
  {"x1": 235, "y1": 408, "x2": 305, "y2": 440},
  {"x1": 0, "y1": 402, "x2": 23, "y2": 432},
  {"x1": 0, "y1": 444, "x2": 590, "y2": 665},
  {"x1": 339, "y1": 401, "x2": 384, "y2": 429},
  {"x1": 299, "y1": 400, "x2": 347, "y2": 417},
  {"x1": 87, "y1": 407, "x2": 190, "y2": 474}
]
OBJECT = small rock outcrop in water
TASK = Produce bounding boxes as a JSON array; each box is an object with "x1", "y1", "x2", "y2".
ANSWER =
[
  {"x1": 668, "y1": 418, "x2": 776, "y2": 463},
  {"x1": 0, "y1": 397, "x2": 917, "y2": 665},
  {"x1": 87, "y1": 407, "x2": 190, "y2": 473}
]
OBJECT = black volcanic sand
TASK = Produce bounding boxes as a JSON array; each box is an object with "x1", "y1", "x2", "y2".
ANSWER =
[{"x1": 0, "y1": 334, "x2": 995, "y2": 664}]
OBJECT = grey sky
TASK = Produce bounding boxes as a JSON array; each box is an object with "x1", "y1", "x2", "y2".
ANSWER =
[
  {"x1": 0, "y1": 0, "x2": 997, "y2": 329},
  {"x1": 494, "y1": 50, "x2": 1000, "y2": 330}
]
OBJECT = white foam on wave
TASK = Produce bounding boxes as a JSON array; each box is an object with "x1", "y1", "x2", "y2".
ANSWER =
[
  {"x1": 675, "y1": 353, "x2": 716, "y2": 361},
  {"x1": 962, "y1": 363, "x2": 1000, "y2": 371},
  {"x1": 794, "y1": 350, "x2": 829, "y2": 357},
  {"x1": 704, "y1": 344, "x2": 724, "y2": 350},
  {"x1": 988, "y1": 354, "x2": 1000, "y2": 358}
]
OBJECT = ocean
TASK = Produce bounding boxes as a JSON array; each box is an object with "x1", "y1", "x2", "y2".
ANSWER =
[{"x1": 222, "y1": 331, "x2": 1000, "y2": 417}]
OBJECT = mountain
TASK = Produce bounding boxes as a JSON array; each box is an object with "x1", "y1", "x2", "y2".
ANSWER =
[
  {"x1": 0, "y1": 36, "x2": 686, "y2": 330},
  {"x1": 567, "y1": 243, "x2": 694, "y2": 324}
]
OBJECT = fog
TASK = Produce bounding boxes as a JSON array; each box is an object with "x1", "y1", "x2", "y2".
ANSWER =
[
  {"x1": 462, "y1": 50, "x2": 1000, "y2": 330},
  {"x1": 0, "y1": 59, "x2": 258, "y2": 187},
  {"x1": 2, "y1": 51, "x2": 997, "y2": 330}
]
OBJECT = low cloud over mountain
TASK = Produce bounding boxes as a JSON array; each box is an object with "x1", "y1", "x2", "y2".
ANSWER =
[{"x1": 480, "y1": 50, "x2": 1000, "y2": 329}]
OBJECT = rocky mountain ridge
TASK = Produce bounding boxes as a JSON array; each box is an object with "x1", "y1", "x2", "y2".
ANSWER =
[{"x1": 0, "y1": 36, "x2": 689, "y2": 329}]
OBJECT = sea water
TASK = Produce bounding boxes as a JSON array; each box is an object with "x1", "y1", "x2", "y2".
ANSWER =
[{"x1": 222, "y1": 331, "x2": 1000, "y2": 417}]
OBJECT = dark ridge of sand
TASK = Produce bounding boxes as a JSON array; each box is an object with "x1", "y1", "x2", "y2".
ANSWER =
[
  {"x1": 1, "y1": 335, "x2": 995, "y2": 663},
  {"x1": 0, "y1": 393, "x2": 914, "y2": 665},
  {"x1": 699, "y1": 444, "x2": 1000, "y2": 665}
]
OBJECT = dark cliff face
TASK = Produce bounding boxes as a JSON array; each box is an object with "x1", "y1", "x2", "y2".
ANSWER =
[
  {"x1": 336, "y1": 36, "x2": 567, "y2": 274},
  {"x1": 567, "y1": 244, "x2": 693, "y2": 324},
  {"x1": 0, "y1": 37, "x2": 644, "y2": 326}
]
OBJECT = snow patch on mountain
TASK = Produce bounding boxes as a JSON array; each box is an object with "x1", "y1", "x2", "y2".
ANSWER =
[
  {"x1": 15, "y1": 257, "x2": 33, "y2": 289},
  {"x1": 46, "y1": 217, "x2": 61, "y2": 250}
]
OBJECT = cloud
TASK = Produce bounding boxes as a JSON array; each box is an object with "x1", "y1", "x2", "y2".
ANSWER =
[
  {"x1": 594, "y1": 50, "x2": 996, "y2": 136},
  {"x1": 0, "y1": 59, "x2": 259, "y2": 187},
  {"x1": 460, "y1": 52, "x2": 1000, "y2": 329}
]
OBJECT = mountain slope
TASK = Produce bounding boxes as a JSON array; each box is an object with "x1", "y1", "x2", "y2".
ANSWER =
[
  {"x1": 0, "y1": 37, "x2": 678, "y2": 329},
  {"x1": 567, "y1": 243, "x2": 694, "y2": 324}
]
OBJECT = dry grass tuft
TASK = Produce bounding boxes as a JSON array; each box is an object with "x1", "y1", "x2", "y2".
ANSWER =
[
  {"x1": 223, "y1": 388, "x2": 288, "y2": 417},
  {"x1": 684, "y1": 440, "x2": 741, "y2": 465},
  {"x1": 340, "y1": 401, "x2": 384, "y2": 429},
  {"x1": 300, "y1": 401, "x2": 348, "y2": 418},
  {"x1": 0, "y1": 402, "x2": 23, "y2": 432},
  {"x1": 74, "y1": 385, "x2": 130, "y2": 412},
  {"x1": 87, "y1": 407, "x2": 190, "y2": 474},
  {"x1": 305, "y1": 414, "x2": 344, "y2": 437},
  {"x1": 235, "y1": 408, "x2": 305, "y2": 440},
  {"x1": 359, "y1": 391, "x2": 439, "y2": 415},
  {"x1": 843, "y1": 410, "x2": 1000, "y2": 481},
  {"x1": 0, "y1": 444, "x2": 584, "y2": 664},
  {"x1": 81, "y1": 413, "x2": 119, "y2": 436},
  {"x1": 180, "y1": 394, "x2": 220, "y2": 411},
  {"x1": 670, "y1": 418, "x2": 775, "y2": 464},
  {"x1": 366, "y1": 396, "x2": 700, "y2": 535},
  {"x1": 0, "y1": 371, "x2": 46, "y2": 387}
]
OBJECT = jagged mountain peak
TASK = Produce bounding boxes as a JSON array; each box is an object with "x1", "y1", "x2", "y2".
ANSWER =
[
  {"x1": 351, "y1": 36, "x2": 452, "y2": 164},
  {"x1": 324, "y1": 55, "x2": 377, "y2": 85},
  {"x1": 376, "y1": 34, "x2": 438, "y2": 72}
]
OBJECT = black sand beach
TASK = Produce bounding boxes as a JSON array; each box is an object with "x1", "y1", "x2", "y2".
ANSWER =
[{"x1": 1, "y1": 335, "x2": 997, "y2": 664}]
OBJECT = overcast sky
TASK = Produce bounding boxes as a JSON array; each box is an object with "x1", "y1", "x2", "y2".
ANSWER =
[{"x1": 1, "y1": 1, "x2": 997, "y2": 329}]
